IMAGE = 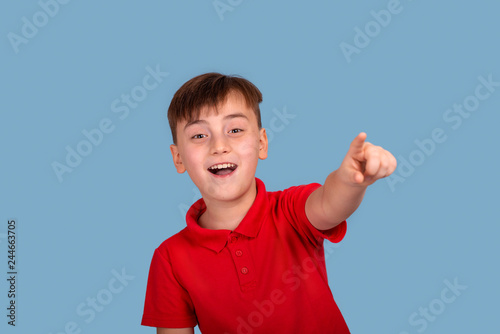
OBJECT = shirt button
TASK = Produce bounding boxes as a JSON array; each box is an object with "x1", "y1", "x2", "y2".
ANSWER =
[
  {"x1": 241, "y1": 267, "x2": 248, "y2": 274},
  {"x1": 235, "y1": 250, "x2": 243, "y2": 257},
  {"x1": 230, "y1": 236, "x2": 238, "y2": 243}
]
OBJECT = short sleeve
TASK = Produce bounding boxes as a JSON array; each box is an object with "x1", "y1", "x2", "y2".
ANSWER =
[
  {"x1": 141, "y1": 247, "x2": 197, "y2": 328},
  {"x1": 279, "y1": 183, "x2": 347, "y2": 246}
]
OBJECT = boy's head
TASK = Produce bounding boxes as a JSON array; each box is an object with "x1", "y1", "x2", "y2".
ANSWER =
[
  {"x1": 168, "y1": 72, "x2": 263, "y2": 145},
  {"x1": 168, "y1": 73, "x2": 268, "y2": 203}
]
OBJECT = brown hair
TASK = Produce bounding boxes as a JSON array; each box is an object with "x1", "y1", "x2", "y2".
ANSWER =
[{"x1": 167, "y1": 72, "x2": 263, "y2": 144}]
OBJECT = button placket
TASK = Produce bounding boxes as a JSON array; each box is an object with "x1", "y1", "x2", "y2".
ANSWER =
[{"x1": 227, "y1": 234, "x2": 256, "y2": 289}]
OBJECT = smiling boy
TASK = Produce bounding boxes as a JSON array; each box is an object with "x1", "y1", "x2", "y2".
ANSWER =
[{"x1": 141, "y1": 73, "x2": 397, "y2": 334}]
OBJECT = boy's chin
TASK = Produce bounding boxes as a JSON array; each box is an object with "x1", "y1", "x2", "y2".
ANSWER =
[{"x1": 200, "y1": 179, "x2": 255, "y2": 202}]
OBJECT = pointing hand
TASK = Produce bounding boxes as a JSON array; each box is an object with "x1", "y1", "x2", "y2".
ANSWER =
[{"x1": 338, "y1": 132, "x2": 397, "y2": 187}]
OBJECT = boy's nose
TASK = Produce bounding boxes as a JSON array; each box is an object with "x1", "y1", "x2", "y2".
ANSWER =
[{"x1": 210, "y1": 134, "x2": 230, "y2": 155}]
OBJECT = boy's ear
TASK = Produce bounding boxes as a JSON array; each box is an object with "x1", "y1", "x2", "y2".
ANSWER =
[
  {"x1": 170, "y1": 144, "x2": 186, "y2": 173},
  {"x1": 258, "y1": 128, "x2": 268, "y2": 160}
]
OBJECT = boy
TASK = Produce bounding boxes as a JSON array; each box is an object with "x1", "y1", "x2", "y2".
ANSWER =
[{"x1": 141, "y1": 73, "x2": 397, "y2": 334}]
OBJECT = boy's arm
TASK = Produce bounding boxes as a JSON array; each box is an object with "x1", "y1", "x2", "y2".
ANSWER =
[{"x1": 305, "y1": 132, "x2": 397, "y2": 231}]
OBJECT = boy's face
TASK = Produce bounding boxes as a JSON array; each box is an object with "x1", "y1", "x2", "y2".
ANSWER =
[{"x1": 170, "y1": 91, "x2": 268, "y2": 205}]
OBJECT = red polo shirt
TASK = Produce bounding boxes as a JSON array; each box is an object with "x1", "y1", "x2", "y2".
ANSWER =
[{"x1": 142, "y1": 178, "x2": 349, "y2": 333}]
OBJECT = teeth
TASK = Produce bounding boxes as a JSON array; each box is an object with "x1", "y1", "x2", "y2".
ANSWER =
[{"x1": 209, "y1": 163, "x2": 236, "y2": 170}]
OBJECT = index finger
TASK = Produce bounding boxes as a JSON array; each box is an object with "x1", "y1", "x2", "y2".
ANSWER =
[{"x1": 349, "y1": 132, "x2": 367, "y2": 153}]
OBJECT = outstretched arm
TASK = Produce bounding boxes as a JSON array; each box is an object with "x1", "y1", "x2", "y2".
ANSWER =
[{"x1": 305, "y1": 132, "x2": 397, "y2": 231}]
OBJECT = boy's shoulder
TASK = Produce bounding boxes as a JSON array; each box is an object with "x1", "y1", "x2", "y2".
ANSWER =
[{"x1": 154, "y1": 226, "x2": 191, "y2": 256}]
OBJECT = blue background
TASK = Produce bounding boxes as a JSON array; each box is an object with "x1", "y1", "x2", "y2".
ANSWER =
[{"x1": 1, "y1": 0, "x2": 498, "y2": 333}]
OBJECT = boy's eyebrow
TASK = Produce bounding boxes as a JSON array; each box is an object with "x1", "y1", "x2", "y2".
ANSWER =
[
  {"x1": 224, "y1": 112, "x2": 248, "y2": 121},
  {"x1": 184, "y1": 113, "x2": 249, "y2": 130},
  {"x1": 184, "y1": 119, "x2": 207, "y2": 130}
]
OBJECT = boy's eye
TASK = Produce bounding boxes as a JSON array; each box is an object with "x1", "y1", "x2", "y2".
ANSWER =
[
  {"x1": 229, "y1": 129, "x2": 243, "y2": 134},
  {"x1": 192, "y1": 134, "x2": 206, "y2": 139}
]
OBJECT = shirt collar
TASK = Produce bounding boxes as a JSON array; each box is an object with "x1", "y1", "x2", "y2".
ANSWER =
[{"x1": 185, "y1": 178, "x2": 269, "y2": 253}]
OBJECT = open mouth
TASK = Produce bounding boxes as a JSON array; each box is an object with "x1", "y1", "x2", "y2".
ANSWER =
[{"x1": 208, "y1": 163, "x2": 238, "y2": 176}]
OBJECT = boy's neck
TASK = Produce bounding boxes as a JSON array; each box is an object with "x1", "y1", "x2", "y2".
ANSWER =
[{"x1": 198, "y1": 180, "x2": 257, "y2": 231}]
